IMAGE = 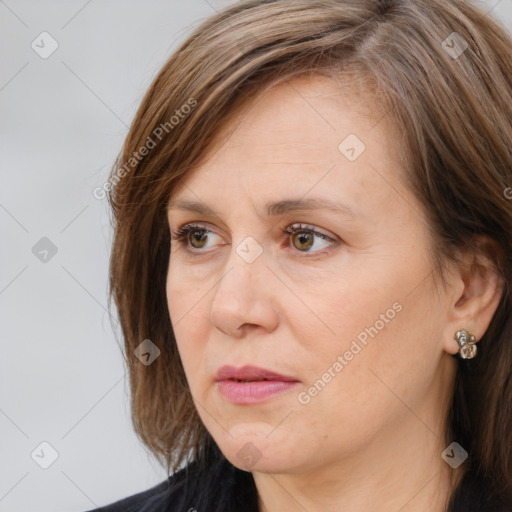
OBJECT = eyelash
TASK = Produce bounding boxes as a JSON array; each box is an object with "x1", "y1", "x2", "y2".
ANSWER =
[{"x1": 171, "y1": 223, "x2": 337, "y2": 255}]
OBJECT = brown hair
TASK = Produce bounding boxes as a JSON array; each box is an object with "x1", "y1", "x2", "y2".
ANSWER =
[{"x1": 107, "y1": 0, "x2": 512, "y2": 500}]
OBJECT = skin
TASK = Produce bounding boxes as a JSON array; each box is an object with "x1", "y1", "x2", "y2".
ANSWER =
[{"x1": 165, "y1": 75, "x2": 503, "y2": 511}]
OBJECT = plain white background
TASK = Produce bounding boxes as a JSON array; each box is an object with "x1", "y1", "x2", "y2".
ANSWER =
[{"x1": 1, "y1": 1, "x2": 511, "y2": 511}]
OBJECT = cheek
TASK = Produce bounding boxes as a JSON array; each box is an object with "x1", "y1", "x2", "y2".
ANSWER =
[
  {"x1": 293, "y1": 252, "x2": 441, "y2": 417},
  {"x1": 289, "y1": 302, "x2": 431, "y2": 456},
  {"x1": 166, "y1": 263, "x2": 209, "y2": 330},
  {"x1": 292, "y1": 261, "x2": 402, "y2": 366},
  {"x1": 166, "y1": 274, "x2": 210, "y2": 385}
]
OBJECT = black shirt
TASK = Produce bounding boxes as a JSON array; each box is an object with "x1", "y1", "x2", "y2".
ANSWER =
[{"x1": 86, "y1": 444, "x2": 512, "y2": 512}]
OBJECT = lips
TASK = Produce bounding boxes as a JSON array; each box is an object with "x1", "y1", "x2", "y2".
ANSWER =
[
  {"x1": 214, "y1": 365, "x2": 300, "y2": 404},
  {"x1": 214, "y1": 364, "x2": 299, "y2": 383}
]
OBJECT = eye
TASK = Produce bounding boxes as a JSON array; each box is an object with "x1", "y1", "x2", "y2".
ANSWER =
[
  {"x1": 171, "y1": 223, "x2": 220, "y2": 250},
  {"x1": 284, "y1": 224, "x2": 336, "y2": 253},
  {"x1": 170, "y1": 223, "x2": 337, "y2": 254}
]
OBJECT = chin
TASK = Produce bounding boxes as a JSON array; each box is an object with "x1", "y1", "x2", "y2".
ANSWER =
[{"x1": 214, "y1": 425, "x2": 305, "y2": 474}]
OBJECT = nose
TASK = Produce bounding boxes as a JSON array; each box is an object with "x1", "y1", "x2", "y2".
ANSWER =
[{"x1": 208, "y1": 243, "x2": 279, "y2": 338}]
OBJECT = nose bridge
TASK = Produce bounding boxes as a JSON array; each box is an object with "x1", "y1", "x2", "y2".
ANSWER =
[
  {"x1": 218, "y1": 234, "x2": 266, "y2": 295},
  {"x1": 209, "y1": 234, "x2": 277, "y2": 333}
]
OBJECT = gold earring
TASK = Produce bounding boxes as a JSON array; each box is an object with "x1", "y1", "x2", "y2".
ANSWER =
[{"x1": 454, "y1": 328, "x2": 478, "y2": 359}]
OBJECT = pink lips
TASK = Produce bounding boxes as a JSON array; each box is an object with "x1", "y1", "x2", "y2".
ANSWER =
[{"x1": 214, "y1": 365, "x2": 300, "y2": 404}]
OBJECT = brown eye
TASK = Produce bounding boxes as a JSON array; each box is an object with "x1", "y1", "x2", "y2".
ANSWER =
[
  {"x1": 173, "y1": 225, "x2": 213, "y2": 250},
  {"x1": 291, "y1": 231, "x2": 314, "y2": 251},
  {"x1": 188, "y1": 230, "x2": 208, "y2": 249},
  {"x1": 172, "y1": 223, "x2": 335, "y2": 255},
  {"x1": 285, "y1": 224, "x2": 336, "y2": 254}
]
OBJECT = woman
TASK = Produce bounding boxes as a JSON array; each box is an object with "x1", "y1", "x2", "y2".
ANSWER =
[{"x1": 87, "y1": 0, "x2": 512, "y2": 510}]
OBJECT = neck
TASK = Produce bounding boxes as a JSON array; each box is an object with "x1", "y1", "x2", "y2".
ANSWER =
[{"x1": 253, "y1": 408, "x2": 464, "y2": 512}]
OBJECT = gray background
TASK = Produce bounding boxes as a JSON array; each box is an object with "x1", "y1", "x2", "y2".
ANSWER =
[{"x1": 1, "y1": 1, "x2": 510, "y2": 511}]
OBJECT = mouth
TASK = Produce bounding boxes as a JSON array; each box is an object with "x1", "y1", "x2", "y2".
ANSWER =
[
  {"x1": 214, "y1": 364, "x2": 299, "y2": 383},
  {"x1": 229, "y1": 378, "x2": 271, "y2": 382},
  {"x1": 214, "y1": 365, "x2": 300, "y2": 404}
]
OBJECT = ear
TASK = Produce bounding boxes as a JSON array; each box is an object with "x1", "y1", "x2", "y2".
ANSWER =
[{"x1": 442, "y1": 235, "x2": 505, "y2": 356}]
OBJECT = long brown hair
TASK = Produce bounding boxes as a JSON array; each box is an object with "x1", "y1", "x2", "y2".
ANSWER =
[{"x1": 107, "y1": 0, "x2": 512, "y2": 501}]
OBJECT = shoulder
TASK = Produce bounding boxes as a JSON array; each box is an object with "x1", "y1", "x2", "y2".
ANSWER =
[
  {"x1": 83, "y1": 464, "x2": 191, "y2": 512},
  {"x1": 82, "y1": 444, "x2": 259, "y2": 512}
]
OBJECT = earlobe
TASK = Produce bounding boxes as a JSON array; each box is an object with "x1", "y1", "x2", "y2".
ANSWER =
[
  {"x1": 442, "y1": 236, "x2": 504, "y2": 357},
  {"x1": 453, "y1": 328, "x2": 479, "y2": 359}
]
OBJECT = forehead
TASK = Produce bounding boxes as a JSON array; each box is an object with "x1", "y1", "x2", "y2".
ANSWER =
[
  {"x1": 168, "y1": 75, "x2": 407, "y2": 214},
  {"x1": 212, "y1": 75, "x2": 379, "y2": 154}
]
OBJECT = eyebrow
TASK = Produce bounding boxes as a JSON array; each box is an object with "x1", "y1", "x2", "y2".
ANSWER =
[{"x1": 168, "y1": 197, "x2": 356, "y2": 219}]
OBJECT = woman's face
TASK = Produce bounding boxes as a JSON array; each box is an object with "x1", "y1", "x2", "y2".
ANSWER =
[{"x1": 166, "y1": 75, "x2": 460, "y2": 474}]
